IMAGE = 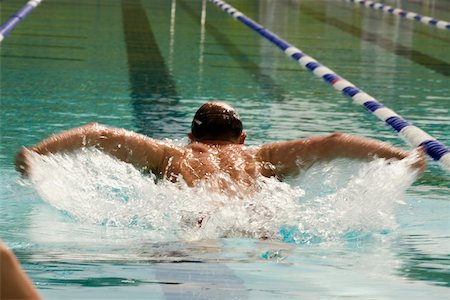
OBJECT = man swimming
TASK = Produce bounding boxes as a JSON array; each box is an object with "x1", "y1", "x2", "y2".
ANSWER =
[
  {"x1": 15, "y1": 101, "x2": 426, "y2": 191},
  {"x1": 0, "y1": 241, "x2": 42, "y2": 300}
]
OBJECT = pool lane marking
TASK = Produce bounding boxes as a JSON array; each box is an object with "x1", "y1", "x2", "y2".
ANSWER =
[
  {"x1": 208, "y1": 0, "x2": 450, "y2": 170},
  {"x1": 121, "y1": 0, "x2": 176, "y2": 98},
  {"x1": 0, "y1": 0, "x2": 43, "y2": 43},
  {"x1": 344, "y1": 0, "x2": 450, "y2": 30},
  {"x1": 178, "y1": 0, "x2": 288, "y2": 101}
]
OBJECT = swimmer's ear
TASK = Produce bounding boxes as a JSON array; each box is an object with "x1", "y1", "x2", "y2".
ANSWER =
[{"x1": 238, "y1": 132, "x2": 247, "y2": 144}]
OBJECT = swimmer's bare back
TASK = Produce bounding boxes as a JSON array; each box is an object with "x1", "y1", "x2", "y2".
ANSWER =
[{"x1": 163, "y1": 142, "x2": 274, "y2": 190}]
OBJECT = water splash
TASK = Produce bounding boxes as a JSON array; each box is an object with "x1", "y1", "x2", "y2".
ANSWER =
[
  {"x1": 289, "y1": 157, "x2": 418, "y2": 243},
  {"x1": 26, "y1": 147, "x2": 419, "y2": 243}
]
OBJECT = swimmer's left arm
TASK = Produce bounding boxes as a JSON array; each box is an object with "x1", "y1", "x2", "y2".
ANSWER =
[
  {"x1": 258, "y1": 133, "x2": 425, "y2": 178},
  {"x1": 15, "y1": 123, "x2": 178, "y2": 176}
]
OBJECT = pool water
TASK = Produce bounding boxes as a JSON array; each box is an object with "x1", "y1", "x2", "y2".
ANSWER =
[{"x1": 1, "y1": 0, "x2": 449, "y2": 299}]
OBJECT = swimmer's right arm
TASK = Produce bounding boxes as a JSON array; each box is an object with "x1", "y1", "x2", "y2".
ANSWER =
[{"x1": 15, "y1": 123, "x2": 178, "y2": 176}]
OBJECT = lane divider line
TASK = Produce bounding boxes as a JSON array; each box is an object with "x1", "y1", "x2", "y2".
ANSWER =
[
  {"x1": 208, "y1": 0, "x2": 450, "y2": 170},
  {"x1": 0, "y1": 0, "x2": 43, "y2": 43},
  {"x1": 344, "y1": 0, "x2": 450, "y2": 30}
]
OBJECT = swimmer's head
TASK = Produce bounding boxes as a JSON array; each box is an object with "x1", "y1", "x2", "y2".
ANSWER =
[{"x1": 190, "y1": 101, "x2": 246, "y2": 144}]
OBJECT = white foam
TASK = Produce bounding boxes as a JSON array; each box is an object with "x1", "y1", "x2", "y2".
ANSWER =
[
  {"x1": 291, "y1": 157, "x2": 417, "y2": 242},
  {"x1": 27, "y1": 147, "x2": 419, "y2": 243}
]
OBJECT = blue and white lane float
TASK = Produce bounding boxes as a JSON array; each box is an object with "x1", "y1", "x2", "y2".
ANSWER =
[
  {"x1": 0, "y1": 0, "x2": 43, "y2": 43},
  {"x1": 345, "y1": 0, "x2": 450, "y2": 30},
  {"x1": 208, "y1": 0, "x2": 450, "y2": 170}
]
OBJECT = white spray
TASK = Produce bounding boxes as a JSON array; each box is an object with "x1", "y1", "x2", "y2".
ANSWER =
[{"x1": 27, "y1": 146, "x2": 419, "y2": 243}]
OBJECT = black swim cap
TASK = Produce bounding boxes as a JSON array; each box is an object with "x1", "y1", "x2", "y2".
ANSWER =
[{"x1": 191, "y1": 101, "x2": 243, "y2": 141}]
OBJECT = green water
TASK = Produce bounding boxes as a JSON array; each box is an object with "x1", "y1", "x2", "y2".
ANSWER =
[{"x1": 1, "y1": 0, "x2": 449, "y2": 299}]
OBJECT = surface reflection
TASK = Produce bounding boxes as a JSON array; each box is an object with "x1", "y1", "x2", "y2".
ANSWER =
[
  {"x1": 300, "y1": 2, "x2": 450, "y2": 77},
  {"x1": 396, "y1": 234, "x2": 450, "y2": 287},
  {"x1": 122, "y1": 0, "x2": 185, "y2": 138}
]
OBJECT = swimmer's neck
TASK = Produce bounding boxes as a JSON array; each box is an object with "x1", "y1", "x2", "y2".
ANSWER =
[
  {"x1": 187, "y1": 133, "x2": 246, "y2": 147},
  {"x1": 189, "y1": 139, "x2": 240, "y2": 146}
]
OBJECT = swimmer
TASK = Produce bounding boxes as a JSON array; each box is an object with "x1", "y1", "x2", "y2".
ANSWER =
[
  {"x1": 15, "y1": 101, "x2": 426, "y2": 191},
  {"x1": 0, "y1": 241, "x2": 42, "y2": 300}
]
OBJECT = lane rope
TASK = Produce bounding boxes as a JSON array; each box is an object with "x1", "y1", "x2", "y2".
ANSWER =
[
  {"x1": 0, "y1": 0, "x2": 43, "y2": 43},
  {"x1": 344, "y1": 0, "x2": 450, "y2": 30},
  {"x1": 208, "y1": 0, "x2": 450, "y2": 170}
]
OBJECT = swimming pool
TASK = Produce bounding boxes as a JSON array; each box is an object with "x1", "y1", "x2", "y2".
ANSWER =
[{"x1": 1, "y1": 0, "x2": 449, "y2": 299}]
